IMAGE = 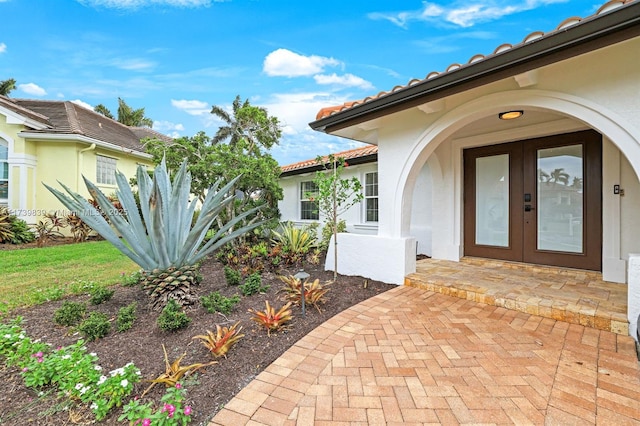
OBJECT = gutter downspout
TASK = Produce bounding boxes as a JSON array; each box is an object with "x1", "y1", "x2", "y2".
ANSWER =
[{"x1": 78, "y1": 143, "x2": 96, "y2": 189}]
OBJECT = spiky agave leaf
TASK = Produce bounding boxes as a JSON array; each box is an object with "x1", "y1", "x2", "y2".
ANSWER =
[{"x1": 43, "y1": 159, "x2": 266, "y2": 271}]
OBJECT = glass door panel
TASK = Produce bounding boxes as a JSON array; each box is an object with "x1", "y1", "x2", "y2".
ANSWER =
[
  {"x1": 536, "y1": 144, "x2": 583, "y2": 253},
  {"x1": 475, "y1": 154, "x2": 509, "y2": 247}
]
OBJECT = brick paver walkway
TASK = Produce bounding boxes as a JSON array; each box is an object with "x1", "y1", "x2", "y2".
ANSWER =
[{"x1": 210, "y1": 286, "x2": 640, "y2": 425}]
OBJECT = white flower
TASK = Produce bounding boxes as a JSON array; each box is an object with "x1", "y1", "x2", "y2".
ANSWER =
[
  {"x1": 75, "y1": 383, "x2": 83, "y2": 391},
  {"x1": 120, "y1": 379, "x2": 129, "y2": 388},
  {"x1": 94, "y1": 365, "x2": 102, "y2": 371},
  {"x1": 90, "y1": 352, "x2": 97, "y2": 357},
  {"x1": 90, "y1": 403, "x2": 98, "y2": 410},
  {"x1": 18, "y1": 334, "x2": 25, "y2": 339},
  {"x1": 61, "y1": 355, "x2": 71, "y2": 360},
  {"x1": 80, "y1": 386, "x2": 89, "y2": 395},
  {"x1": 4, "y1": 334, "x2": 11, "y2": 339},
  {"x1": 97, "y1": 375, "x2": 107, "y2": 385}
]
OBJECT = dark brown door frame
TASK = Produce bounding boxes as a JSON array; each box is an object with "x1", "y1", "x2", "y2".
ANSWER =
[{"x1": 463, "y1": 130, "x2": 602, "y2": 271}]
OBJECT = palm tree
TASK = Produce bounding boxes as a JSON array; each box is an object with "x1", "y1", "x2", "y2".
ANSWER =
[
  {"x1": 93, "y1": 97, "x2": 153, "y2": 127},
  {"x1": 93, "y1": 104, "x2": 114, "y2": 119},
  {"x1": 210, "y1": 95, "x2": 279, "y2": 155},
  {"x1": 0, "y1": 78, "x2": 16, "y2": 97},
  {"x1": 549, "y1": 168, "x2": 570, "y2": 185}
]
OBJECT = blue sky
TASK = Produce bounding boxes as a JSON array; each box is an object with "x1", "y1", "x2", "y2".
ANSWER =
[{"x1": 0, "y1": 0, "x2": 602, "y2": 165}]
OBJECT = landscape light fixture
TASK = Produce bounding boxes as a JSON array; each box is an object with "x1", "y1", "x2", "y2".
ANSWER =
[
  {"x1": 499, "y1": 110, "x2": 524, "y2": 120},
  {"x1": 294, "y1": 269, "x2": 310, "y2": 317}
]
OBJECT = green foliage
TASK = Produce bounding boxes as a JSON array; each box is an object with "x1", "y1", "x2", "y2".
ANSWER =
[
  {"x1": 320, "y1": 220, "x2": 346, "y2": 251},
  {"x1": 89, "y1": 286, "x2": 115, "y2": 305},
  {"x1": 77, "y1": 311, "x2": 111, "y2": 341},
  {"x1": 45, "y1": 158, "x2": 265, "y2": 273},
  {"x1": 120, "y1": 382, "x2": 193, "y2": 425},
  {"x1": 0, "y1": 323, "x2": 140, "y2": 421},
  {"x1": 313, "y1": 155, "x2": 363, "y2": 280},
  {"x1": 157, "y1": 299, "x2": 192, "y2": 331},
  {"x1": 0, "y1": 78, "x2": 16, "y2": 96},
  {"x1": 53, "y1": 301, "x2": 86, "y2": 326},
  {"x1": 0, "y1": 207, "x2": 35, "y2": 244},
  {"x1": 94, "y1": 97, "x2": 153, "y2": 127},
  {"x1": 121, "y1": 270, "x2": 143, "y2": 287},
  {"x1": 143, "y1": 95, "x2": 284, "y2": 243},
  {"x1": 116, "y1": 302, "x2": 137, "y2": 332},
  {"x1": 201, "y1": 291, "x2": 240, "y2": 315},
  {"x1": 239, "y1": 272, "x2": 269, "y2": 296},
  {"x1": 223, "y1": 266, "x2": 242, "y2": 286},
  {"x1": 271, "y1": 221, "x2": 317, "y2": 264},
  {"x1": 32, "y1": 287, "x2": 65, "y2": 304}
]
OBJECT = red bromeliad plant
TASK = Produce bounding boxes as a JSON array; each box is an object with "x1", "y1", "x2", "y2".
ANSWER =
[
  {"x1": 278, "y1": 275, "x2": 329, "y2": 312},
  {"x1": 248, "y1": 301, "x2": 292, "y2": 335},
  {"x1": 192, "y1": 322, "x2": 244, "y2": 358}
]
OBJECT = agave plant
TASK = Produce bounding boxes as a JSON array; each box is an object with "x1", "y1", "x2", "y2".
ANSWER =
[{"x1": 44, "y1": 159, "x2": 264, "y2": 309}]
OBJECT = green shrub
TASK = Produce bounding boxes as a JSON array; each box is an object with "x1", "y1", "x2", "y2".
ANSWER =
[
  {"x1": 33, "y1": 287, "x2": 65, "y2": 304},
  {"x1": 201, "y1": 292, "x2": 240, "y2": 315},
  {"x1": 53, "y1": 301, "x2": 86, "y2": 326},
  {"x1": 68, "y1": 279, "x2": 100, "y2": 295},
  {"x1": 116, "y1": 302, "x2": 137, "y2": 332},
  {"x1": 121, "y1": 270, "x2": 143, "y2": 287},
  {"x1": 224, "y1": 266, "x2": 242, "y2": 286},
  {"x1": 77, "y1": 311, "x2": 111, "y2": 341},
  {"x1": 0, "y1": 207, "x2": 35, "y2": 244},
  {"x1": 239, "y1": 273, "x2": 269, "y2": 296},
  {"x1": 320, "y1": 220, "x2": 346, "y2": 251},
  {"x1": 157, "y1": 299, "x2": 191, "y2": 331},
  {"x1": 89, "y1": 286, "x2": 115, "y2": 305},
  {"x1": 271, "y1": 222, "x2": 318, "y2": 263}
]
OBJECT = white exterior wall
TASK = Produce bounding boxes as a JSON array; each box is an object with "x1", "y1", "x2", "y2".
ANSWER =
[{"x1": 320, "y1": 35, "x2": 640, "y2": 300}]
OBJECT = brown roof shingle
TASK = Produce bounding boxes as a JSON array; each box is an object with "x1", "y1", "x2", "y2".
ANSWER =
[{"x1": 3, "y1": 98, "x2": 172, "y2": 154}]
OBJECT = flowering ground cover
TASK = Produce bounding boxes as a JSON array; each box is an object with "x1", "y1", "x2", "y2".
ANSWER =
[{"x1": 0, "y1": 253, "x2": 394, "y2": 425}]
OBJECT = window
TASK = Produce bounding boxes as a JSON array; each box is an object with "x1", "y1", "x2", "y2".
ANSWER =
[
  {"x1": 300, "y1": 181, "x2": 319, "y2": 220},
  {"x1": 96, "y1": 155, "x2": 117, "y2": 185},
  {"x1": 364, "y1": 172, "x2": 378, "y2": 222},
  {"x1": 0, "y1": 140, "x2": 8, "y2": 201}
]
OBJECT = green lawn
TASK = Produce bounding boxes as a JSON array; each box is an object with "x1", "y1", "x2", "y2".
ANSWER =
[{"x1": 1, "y1": 241, "x2": 139, "y2": 312}]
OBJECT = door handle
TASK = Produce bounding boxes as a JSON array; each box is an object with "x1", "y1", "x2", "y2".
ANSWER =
[{"x1": 524, "y1": 205, "x2": 535, "y2": 212}]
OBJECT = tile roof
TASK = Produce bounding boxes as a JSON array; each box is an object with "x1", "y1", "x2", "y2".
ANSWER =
[
  {"x1": 314, "y1": 0, "x2": 637, "y2": 121},
  {"x1": 281, "y1": 145, "x2": 378, "y2": 174},
  {"x1": 2, "y1": 97, "x2": 172, "y2": 153}
]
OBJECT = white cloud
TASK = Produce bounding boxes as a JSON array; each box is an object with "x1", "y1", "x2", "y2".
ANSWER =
[
  {"x1": 110, "y1": 58, "x2": 156, "y2": 71},
  {"x1": 313, "y1": 73, "x2": 374, "y2": 90},
  {"x1": 171, "y1": 99, "x2": 210, "y2": 116},
  {"x1": 369, "y1": 0, "x2": 569, "y2": 28},
  {"x1": 18, "y1": 83, "x2": 47, "y2": 96},
  {"x1": 154, "y1": 120, "x2": 185, "y2": 132},
  {"x1": 70, "y1": 99, "x2": 93, "y2": 110},
  {"x1": 77, "y1": 0, "x2": 214, "y2": 10},
  {"x1": 263, "y1": 49, "x2": 341, "y2": 78},
  {"x1": 0, "y1": 43, "x2": 6, "y2": 54}
]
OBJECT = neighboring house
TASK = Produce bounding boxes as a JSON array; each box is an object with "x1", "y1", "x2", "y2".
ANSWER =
[
  {"x1": 0, "y1": 96, "x2": 167, "y2": 224},
  {"x1": 279, "y1": 145, "x2": 434, "y2": 255},
  {"x1": 309, "y1": 0, "x2": 640, "y2": 334}
]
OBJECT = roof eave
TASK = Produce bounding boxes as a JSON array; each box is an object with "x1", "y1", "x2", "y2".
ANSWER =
[
  {"x1": 280, "y1": 153, "x2": 378, "y2": 177},
  {"x1": 17, "y1": 131, "x2": 153, "y2": 160},
  {"x1": 309, "y1": 1, "x2": 640, "y2": 134}
]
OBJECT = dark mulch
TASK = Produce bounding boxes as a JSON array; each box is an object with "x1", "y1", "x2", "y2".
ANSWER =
[{"x1": 0, "y1": 249, "x2": 396, "y2": 425}]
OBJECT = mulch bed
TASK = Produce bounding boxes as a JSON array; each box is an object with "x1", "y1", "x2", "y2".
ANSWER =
[{"x1": 0, "y1": 247, "x2": 396, "y2": 425}]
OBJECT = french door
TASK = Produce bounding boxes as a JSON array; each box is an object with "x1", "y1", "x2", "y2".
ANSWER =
[{"x1": 463, "y1": 130, "x2": 602, "y2": 270}]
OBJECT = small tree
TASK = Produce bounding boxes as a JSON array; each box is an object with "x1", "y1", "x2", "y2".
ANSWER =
[{"x1": 312, "y1": 155, "x2": 363, "y2": 281}]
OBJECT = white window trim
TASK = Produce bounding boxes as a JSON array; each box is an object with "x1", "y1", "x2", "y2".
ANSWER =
[
  {"x1": 0, "y1": 138, "x2": 9, "y2": 205},
  {"x1": 299, "y1": 180, "x2": 319, "y2": 221},
  {"x1": 363, "y1": 171, "x2": 379, "y2": 223}
]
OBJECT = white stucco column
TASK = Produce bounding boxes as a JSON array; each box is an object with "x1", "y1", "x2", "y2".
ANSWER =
[{"x1": 627, "y1": 254, "x2": 640, "y2": 341}]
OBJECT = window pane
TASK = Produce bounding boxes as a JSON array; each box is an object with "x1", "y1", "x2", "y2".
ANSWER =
[
  {"x1": 0, "y1": 144, "x2": 7, "y2": 160},
  {"x1": 475, "y1": 154, "x2": 509, "y2": 247},
  {"x1": 366, "y1": 198, "x2": 378, "y2": 222},
  {"x1": 0, "y1": 162, "x2": 7, "y2": 180},
  {"x1": 365, "y1": 172, "x2": 378, "y2": 197},
  {"x1": 97, "y1": 155, "x2": 117, "y2": 185},
  {"x1": 301, "y1": 200, "x2": 319, "y2": 220},
  {"x1": 537, "y1": 144, "x2": 583, "y2": 253},
  {"x1": 0, "y1": 181, "x2": 7, "y2": 199}
]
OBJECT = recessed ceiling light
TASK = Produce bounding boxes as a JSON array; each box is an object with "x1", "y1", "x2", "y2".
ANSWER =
[{"x1": 499, "y1": 110, "x2": 524, "y2": 120}]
